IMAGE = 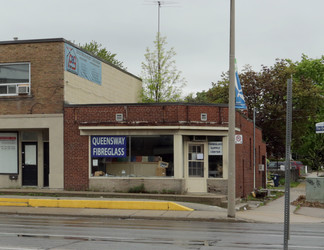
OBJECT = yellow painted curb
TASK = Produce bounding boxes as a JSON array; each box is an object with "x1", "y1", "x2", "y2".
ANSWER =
[
  {"x1": 0, "y1": 198, "x2": 29, "y2": 207},
  {"x1": 0, "y1": 201, "x2": 28, "y2": 207},
  {"x1": 0, "y1": 198, "x2": 193, "y2": 211}
]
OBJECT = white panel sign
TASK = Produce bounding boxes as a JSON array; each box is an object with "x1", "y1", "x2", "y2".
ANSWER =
[
  {"x1": 0, "y1": 132, "x2": 18, "y2": 174},
  {"x1": 316, "y1": 122, "x2": 324, "y2": 134},
  {"x1": 235, "y1": 135, "x2": 243, "y2": 144},
  {"x1": 209, "y1": 142, "x2": 223, "y2": 155}
]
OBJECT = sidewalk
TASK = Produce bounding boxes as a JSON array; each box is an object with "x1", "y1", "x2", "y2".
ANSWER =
[
  {"x1": 236, "y1": 183, "x2": 324, "y2": 223},
  {"x1": 0, "y1": 183, "x2": 323, "y2": 223}
]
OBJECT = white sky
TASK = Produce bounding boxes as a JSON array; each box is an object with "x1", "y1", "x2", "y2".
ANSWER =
[{"x1": 2, "y1": 0, "x2": 324, "y2": 95}]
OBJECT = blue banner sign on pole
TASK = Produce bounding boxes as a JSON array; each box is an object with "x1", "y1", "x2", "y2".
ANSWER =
[
  {"x1": 91, "y1": 136, "x2": 126, "y2": 158},
  {"x1": 65, "y1": 43, "x2": 102, "y2": 85},
  {"x1": 316, "y1": 122, "x2": 324, "y2": 134},
  {"x1": 235, "y1": 59, "x2": 247, "y2": 110}
]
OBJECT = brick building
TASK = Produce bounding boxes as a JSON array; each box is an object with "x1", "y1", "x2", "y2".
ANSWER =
[
  {"x1": 0, "y1": 38, "x2": 266, "y2": 197},
  {"x1": 64, "y1": 103, "x2": 266, "y2": 197},
  {"x1": 0, "y1": 38, "x2": 141, "y2": 189}
]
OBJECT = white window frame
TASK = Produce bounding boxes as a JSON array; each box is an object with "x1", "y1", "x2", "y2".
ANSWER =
[{"x1": 0, "y1": 62, "x2": 31, "y2": 96}]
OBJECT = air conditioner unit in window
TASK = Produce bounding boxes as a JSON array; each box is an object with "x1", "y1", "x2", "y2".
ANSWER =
[{"x1": 18, "y1": 86, "x2": 29, "y2": 94}]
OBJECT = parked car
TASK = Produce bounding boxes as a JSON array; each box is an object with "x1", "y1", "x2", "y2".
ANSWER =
[
  {"x1": 268, "y1": 160, "x2": 305, "y2": 175},
  {"x1": 268, "y1": 161, "x2": 285, "y2": 170}
]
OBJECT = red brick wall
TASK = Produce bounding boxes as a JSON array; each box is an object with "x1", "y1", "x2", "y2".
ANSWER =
[
  {"x1": 235, "y1": 113, "x2": 267, "y2": 197},
  {"x1": 64, "y1": 104, "x2": 266, "y2": 196},
  {"x1": 64, "y1": 108, "x2": 90, "y2": 190},
  {"x1": 0, "y1": 41, "x2": 64, "y2": 115}
]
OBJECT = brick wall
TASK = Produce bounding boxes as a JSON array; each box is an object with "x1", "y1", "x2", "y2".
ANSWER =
[
  {"x1": 64, "y1": 108, "x2": 89, "y2": 190},
  {"x1": 64, "y1": 103, "x2": 267, "y2": 196},
  {"x1": 0, "y1": 41, "x2": 64, "y2": 115},
  {"x1": 235, "y1": 114, "x2": 267, "y2": 197},
  {"x1": 68, "y1": 104, "x2": 230, "y2": 127}
]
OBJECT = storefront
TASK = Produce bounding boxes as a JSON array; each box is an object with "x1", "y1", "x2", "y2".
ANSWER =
[
  {"x1": 64, "y1": 103, "x2": 266, "y2": 197},
  {"x1": 0, "y1": 114, "x2": 64, "y2": 189}
]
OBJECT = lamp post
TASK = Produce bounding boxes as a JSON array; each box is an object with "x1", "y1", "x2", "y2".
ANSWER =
[{"x1": 227, "y1": 0, "x2": 236, "y2": 218}]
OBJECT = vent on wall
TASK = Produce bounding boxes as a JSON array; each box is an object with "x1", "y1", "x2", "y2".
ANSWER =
[
  {"x1": 116, "y1": 113, "x2": 123, "y2": 122},
  {"x1": 201, "y1": 113, "x2": 207, "y2": 121}
]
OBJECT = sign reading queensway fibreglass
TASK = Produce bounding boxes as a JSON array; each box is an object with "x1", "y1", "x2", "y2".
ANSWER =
[{"x1": 91, "y1": 136, "x2": 126, "y2": 158}]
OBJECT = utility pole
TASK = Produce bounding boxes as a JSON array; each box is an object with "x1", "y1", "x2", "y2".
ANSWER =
[
  {"x1": 227, "y1": 0, "x2": 236, "y2": 218},
  {"x1": 284, "y1": 78, "x2": 292, "y2": 249},
  {"x1": 253, "y1": 107, "x2": 256, "y2": 189}
]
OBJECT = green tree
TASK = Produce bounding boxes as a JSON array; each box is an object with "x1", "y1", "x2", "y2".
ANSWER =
[
  {"x1": 294, "y1": 54, "x2": 324, "y2": 88},
  {"x1": 184, "y1": 91, "x2": 208, "y2": 103},
  {"x1": 192, "y1": 57, "x2": 324, "y2": 161},
  {"x1": 290, "y1": 55, "x2": 324, "y2": 169},
  {"x1": 80, "y1": 41, "x2": 126, "y2": 70},
  {"x1": 141, "y1": 34, "x2": 186, "y2": 103}
]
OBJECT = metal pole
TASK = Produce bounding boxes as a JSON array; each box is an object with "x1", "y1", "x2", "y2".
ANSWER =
[
  {"x1": 253, "y1": 107, "x2": 256, "y2": 189},
  {"x1": 157, "y1": 1, "x2": 161, "y2": 102},
  {"x1": 227, "y1": 0, "x2": 236, "y2": 218},
  {"x1": 157, "y1": 1, "x2": 161, "y2": 35},
  {"x1": 284, "y1": 78, "x2": 292, "y2": 249}
]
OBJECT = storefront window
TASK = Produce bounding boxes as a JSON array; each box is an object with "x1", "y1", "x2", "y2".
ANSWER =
[
  {"x1": 208, "y1": 137, "x2": 223, "y2": 178},
  {"x1": 91, "y1": 135, "x2": 173, "y2": 177}
]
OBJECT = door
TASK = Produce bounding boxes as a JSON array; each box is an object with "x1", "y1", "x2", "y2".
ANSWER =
[
  {"x1": 185, "y1": 143, "x2": 207, "y2": 192},
  {"x1": 43, "y1": 142, "x2": 49, "y2": 187},
  {"x1": 22, "y1": 142, "x2": 38, "y2": 186}
]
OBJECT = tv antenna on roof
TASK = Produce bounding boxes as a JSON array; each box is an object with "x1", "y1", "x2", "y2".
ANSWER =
[{"x1": 144, "y1": 1, "x2": 179, "y2": 36}]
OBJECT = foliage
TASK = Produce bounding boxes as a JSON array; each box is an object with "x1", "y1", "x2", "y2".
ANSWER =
[
  {"x1": 184, "y1": 91, "x2": 208, "y2": 103},
  {"x1": 294, "y1": 54, "x2": 324, "y2": 88},
  {"x1": 186, "y1": 72, "x2": 229, "y2": 104},
  {"x1": 80, "y1": 41, "x2": 126, "y2": 70},
  {"x1": 190, "y1": 55, "x2": 324, "y2": 164},
  {"x1": 141, "y1": 34, "x2": 186, "y2": 103},
  {"x1": 128, "y1": 184, "x2": 145, "y2": 193}
]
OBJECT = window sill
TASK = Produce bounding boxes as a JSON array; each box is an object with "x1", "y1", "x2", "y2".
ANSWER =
[{"x1": 0, "y1": 94, "x2": 33, "y2": 100}]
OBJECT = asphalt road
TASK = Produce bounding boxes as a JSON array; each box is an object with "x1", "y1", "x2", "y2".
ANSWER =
[{"x1": 0, "y1": 214, "x2": 323, "y2": 249}]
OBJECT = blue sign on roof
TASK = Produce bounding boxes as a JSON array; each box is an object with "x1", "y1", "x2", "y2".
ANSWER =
[{"x1": 65, "y1": 43, "x2": 102, "y2": 85}]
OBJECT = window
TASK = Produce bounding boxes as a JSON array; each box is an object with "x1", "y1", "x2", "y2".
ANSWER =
[
  {"x1": 0, "y1": 63, "x2": 30, "y2": 96},
  {"x1": 208, "y1": 137, "x2": 223, "y2": 178},
  {"x1": 0, "y1": 132, "x2": 18, "y2": 174},
  {"x1": 91, "y1": 135, "x2": 174, "y2": 177}
]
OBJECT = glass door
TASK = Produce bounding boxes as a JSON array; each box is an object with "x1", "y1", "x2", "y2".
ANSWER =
[
  {"x1": 22, "y1": 142, "x2": 38, "y2": 186},
  {"x1": 188, "y1": 144, "x2": 204, "y2": 177},
  {"x1": 185, "y1": 143, "x2": 207, "y2": 193}
]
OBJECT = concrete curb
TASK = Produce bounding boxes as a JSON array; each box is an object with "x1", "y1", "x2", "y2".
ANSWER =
[{"x1": 0, "y1": 206, "x2": 248, "y2": 223}]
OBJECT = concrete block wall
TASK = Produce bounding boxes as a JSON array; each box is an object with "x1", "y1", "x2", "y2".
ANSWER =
[
  {"x1": 207, "y1": 179, "x2": 228, "y2": 195},
  {"x1": 89, "y1": 178, "x2": 185, "y2": 194},
  {"x1": 0, "y1": 41, "x2": 64, "y2": 115}
]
